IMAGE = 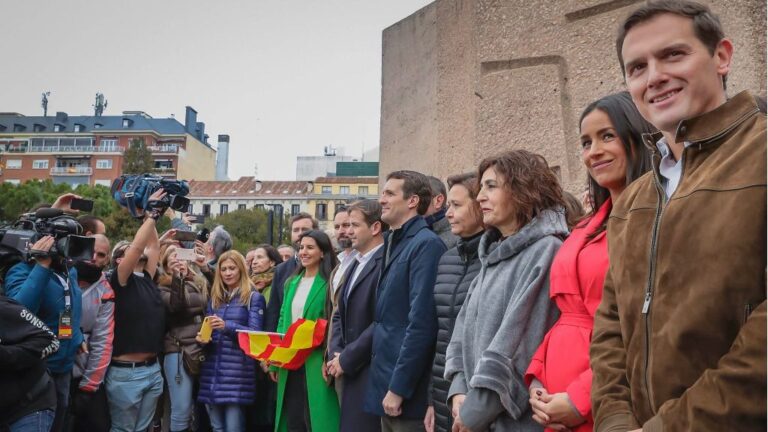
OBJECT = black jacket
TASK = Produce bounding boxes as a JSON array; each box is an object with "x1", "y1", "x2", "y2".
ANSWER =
[
  {"x1": 430, "y1": 233, "x2": 482, "y2": 432},
  {"x1": 264, "y1": 257, "x2": 298, "y2": 332},
  {"x1": 0, "y1": 296, "x2": 60, "y2": 425}
]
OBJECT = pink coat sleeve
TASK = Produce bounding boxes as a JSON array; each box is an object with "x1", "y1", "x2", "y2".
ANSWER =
[
  {"x1": 566, "y1": 366, "x2": 593, "y2": 417},
  {"x1": 524, "y1": 330, "x2": 551, "y2": 387}
]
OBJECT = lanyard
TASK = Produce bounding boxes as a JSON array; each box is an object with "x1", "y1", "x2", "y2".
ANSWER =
[{"x1": 54, "y1": 272, "x2": 72, "y2": 311}]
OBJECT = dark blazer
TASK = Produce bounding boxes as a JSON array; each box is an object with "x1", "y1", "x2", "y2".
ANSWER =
[
  {"x1": 329, "y1": 246, "x2": 384, "y2": 432},
  {"x1": 264, "y1": 256, "x2": 298, "y2": 332},
  {"x1": 364, "y1": 216, "x2": 446, "y2": 419}
]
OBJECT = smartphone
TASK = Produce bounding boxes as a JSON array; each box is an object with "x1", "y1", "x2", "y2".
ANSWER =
[
  {"x1": 196, "y1": 228, "x2": 210, "y2": 243},
  {"x1": 174, "y1": 247, "x2": 197, "y2": 261},
  {"x1": 70, "y1": 198, "x2": 94, "y2": 212},
  {"x1": 174, "y1": 231, "x2": 197, "y2": 242},
  {"x1": 199, "y1": 317, "x2": 213, "y2": 343},
  {"x1": 190, "y1": 214, "x2": 206, "y2": 224}
]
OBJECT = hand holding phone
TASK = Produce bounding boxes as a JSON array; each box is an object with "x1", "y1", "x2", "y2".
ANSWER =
[
  {"x1": 70, "y1": 198, "x2": 94, "y2": 212},
  {"x1": 198, "y1": 317, "x2": 213, "y2": 343}
]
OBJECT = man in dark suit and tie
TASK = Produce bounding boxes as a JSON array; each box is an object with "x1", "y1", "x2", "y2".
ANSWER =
[{"x1": 327, "y1": 199, "x2": 387, "y2": 432}]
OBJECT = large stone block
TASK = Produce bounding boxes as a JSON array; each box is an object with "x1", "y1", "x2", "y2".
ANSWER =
[{"x1": 381, "y1": 0, "x2": 766, "y2": 193}]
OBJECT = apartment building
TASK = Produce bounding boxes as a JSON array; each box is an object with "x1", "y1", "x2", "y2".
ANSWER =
[{"x1": 0, "y1": 106, "x2": 217, "y2": 187}]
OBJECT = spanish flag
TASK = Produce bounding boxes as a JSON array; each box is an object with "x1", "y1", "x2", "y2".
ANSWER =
[{"x1": 237, "y1": 318, "x2": 328, "y2": 370}]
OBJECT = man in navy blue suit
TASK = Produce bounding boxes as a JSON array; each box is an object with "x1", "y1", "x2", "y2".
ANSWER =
[
  {"x1": 327, "y1": 199, "x2": 388, "y2": 432},
  {"x1": 365, "y1": 171, "x2": 446, "y2": 432}
]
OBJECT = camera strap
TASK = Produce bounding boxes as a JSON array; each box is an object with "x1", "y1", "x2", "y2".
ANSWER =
[{"x1": 54, "y1": 272, "x2": 73, "y2": 340}]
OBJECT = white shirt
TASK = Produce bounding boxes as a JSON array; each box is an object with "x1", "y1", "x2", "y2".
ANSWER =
[
  {"x1": 346, "y1": 244, "x2": 384, "y2": 300},
  {"x1": 655, "y1": 137, "x2": 693, "y2": 198},
  {"x1": 291, "y1": 277, "x2": 314, "y2": 322},
  {"x1": 332, "y1": 249, "x2": 358, "y2": 294}
]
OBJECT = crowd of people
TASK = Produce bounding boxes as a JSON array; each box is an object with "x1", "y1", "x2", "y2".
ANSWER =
[{"x1": 1, "y1": 1, "x2": 765, "y2": 432}]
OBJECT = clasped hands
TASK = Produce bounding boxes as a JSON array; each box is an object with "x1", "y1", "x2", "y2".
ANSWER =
[{"x1": 528, "y1": 386, "x2": 586, "y2": 431}]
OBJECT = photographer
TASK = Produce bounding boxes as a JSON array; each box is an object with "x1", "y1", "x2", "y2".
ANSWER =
[
  {"x1": 0, "y1": 296, "x2": 60, "y2": 432},
  {"x1": 5, "y1": 229, "x2": 85, "y2": 432},
  {"x1": 194, "y1": 225, "x2": 232, "y2": 285},
  {"x1": 106, "y1": 189, "x2": 167, "y2": 432}
]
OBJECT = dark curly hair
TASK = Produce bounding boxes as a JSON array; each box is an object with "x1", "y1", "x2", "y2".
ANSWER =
[{"x1": 477, "y1": 149, "x2": 565, "y2": 229}]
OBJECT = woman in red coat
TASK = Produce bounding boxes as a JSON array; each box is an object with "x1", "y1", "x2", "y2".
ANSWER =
[{"x1": 525, "y1": 92, "x2": 655, "y2": 431}]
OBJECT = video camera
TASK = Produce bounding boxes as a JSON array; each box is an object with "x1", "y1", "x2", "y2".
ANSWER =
[
  {"x1": 111, "y1": 174, "x2": 190, "y2": 218},
  {"x1": 0, "y1": 209, "x2": 95, "y2": 280}
]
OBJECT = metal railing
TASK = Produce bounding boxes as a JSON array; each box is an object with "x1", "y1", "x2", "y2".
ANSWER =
[
  {"x1": 50, "y1": 166, "x2": 93, "y2": 175},
  {"x1": 148, "y1": 145, "x2": 179, "y2": 153},
  {"x1": 28, "y1": 145, "x2": 124, "y2": 153}
]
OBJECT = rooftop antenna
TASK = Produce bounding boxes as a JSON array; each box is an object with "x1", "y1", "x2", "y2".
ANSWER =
[
  {"x1": 41, "y1": 91, "x2": 51, "y2": 117},
  {"x1": 93, "y1": 92, "x2": 108, "y2": 117},
  {"x1": 323, "y1": 145, "x2": 337, "y2": 156}
]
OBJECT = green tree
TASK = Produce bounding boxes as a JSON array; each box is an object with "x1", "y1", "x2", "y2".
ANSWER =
[
  {"x1": 122, "y1": 137, "x2": 154, "y2": 175},
  {"x1": 203, "y1": 208, "x2": 284, "y2": 253}
]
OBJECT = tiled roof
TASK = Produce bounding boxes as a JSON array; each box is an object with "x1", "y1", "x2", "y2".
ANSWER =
[
  {"x1": 314, "y1": 176, "x2": 378, "y2": 184},
  {"x1": 189, "y1": 177, "x2": 313, "y2": 197}
]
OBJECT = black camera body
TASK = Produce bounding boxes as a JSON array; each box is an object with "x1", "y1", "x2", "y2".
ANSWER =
[
  {"x1": 111, "y1": 174, "x2": 190, "y2": 218},
  {"x1": 0, "y1": 208, "x2": 95, "y2": 263}
]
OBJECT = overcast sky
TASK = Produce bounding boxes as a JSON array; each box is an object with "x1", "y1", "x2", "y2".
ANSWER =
[{"x1": 0, "y1": 1, "x2": 431, "y2": 180}]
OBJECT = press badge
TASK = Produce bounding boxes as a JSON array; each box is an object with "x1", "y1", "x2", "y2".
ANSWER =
[{"x1": 58, "y1": 309, "x2": 73, "y2": 339}]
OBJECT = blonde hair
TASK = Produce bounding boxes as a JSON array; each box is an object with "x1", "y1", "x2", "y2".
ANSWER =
[
  {"x1": 160, "y1": 245, "x2": 209, "y2": 302},
  {"x1": 210, "y1": 250, "x2": 252, "y2": 309}
]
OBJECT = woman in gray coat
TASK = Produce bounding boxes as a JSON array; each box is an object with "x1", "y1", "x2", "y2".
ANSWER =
[{"x1": 445, "y1": 150, "x2": 566, "y2": 432}]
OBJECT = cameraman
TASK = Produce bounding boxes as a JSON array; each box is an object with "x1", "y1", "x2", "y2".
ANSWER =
[
  {"x1": 106, "y1": 189, "x2": 167, "y2": 432},
  {"x1": 4, "y1": 232, "x2": 85, "y2": 432}
]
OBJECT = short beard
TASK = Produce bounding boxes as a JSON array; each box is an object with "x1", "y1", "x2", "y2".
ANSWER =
[{"x1": 337, "y1": 238, "x2": 353, "y2": 249}]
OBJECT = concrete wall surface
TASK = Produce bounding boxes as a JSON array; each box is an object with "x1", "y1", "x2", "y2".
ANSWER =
[{"x1": 380, "y1": 0, "x2": 766, "y2": 193}]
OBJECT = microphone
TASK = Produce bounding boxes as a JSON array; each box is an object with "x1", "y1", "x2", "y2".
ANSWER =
[{"x1": 35, "y1": 208, "x2": 64, "y2": 219}]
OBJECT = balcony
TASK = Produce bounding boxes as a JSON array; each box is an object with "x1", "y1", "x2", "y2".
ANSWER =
[
  {"x1": 148, "y1": 144, "x2": 179, "y2": 154},
  {"x1": 152, "y1": 167, "x2": 176, "y2": 177},
  {"x1": 29, "y1": 145, "x2": 124, "y2": 154},
  {"x1": 51, "y1": 166, "x2": 93, "y2": 176}
]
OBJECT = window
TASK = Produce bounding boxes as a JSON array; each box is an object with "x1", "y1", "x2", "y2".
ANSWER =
[
  {"x1": 94, "y1": 123, "x2": 102, "y2": 129},
  {"x1": 100, "y1": 138, "x2": 117, "y2": 149},
  {"x1": 96, "y1": 159, "x2": 113, "y2": 169},
  {"x1": 315, "y1": 203, "x2": 328, "y2": 221},
  {"x1": 32, "y1": 160, "x2": 48, "y2": 169},
  {"x1": 5, "y1": 159, "x2": 22, "y2": 169},
  {"x1": 220, "y1": 204, "x2": 229, "y2": 215},
  {"x1": 358, "y1": 186, "x2": 369, "y2": 195},
  {"x1": 5, "y1": 179, "x2": 20, "y2": 185},
  {"x1": 291, "y1": 204, "x2": 300, "y2": 215},
  {"x1": 188, "y1": 204, "x2": 194, "y2": 214},
  {"x1": 321, "y1": 186, "x2": 332, "y2": 194},
  {"x1": 53, "y1": 124, "x2": 62, "y2": 132},
  {"x1": 339, "y1": 186, "x2": 350, "y2": 195},
  {"x1": 202, "y1": 204, "x2": 211, "y2": 217},
  {"x1": 238, "y1": 204, "x2": 247, "y2": 211},
  {"x1": 122, "y1": 118, "x2": 132, "y2": 128},
  {"x1": 254, "y1": 204, "x2": 265, "y2": 211},
  {"x1": 74, "y1": 124, "x2": 83, "y2": 132},
  {"x1": 95, "y1": 179, "x2": 111, "y2": 187}
]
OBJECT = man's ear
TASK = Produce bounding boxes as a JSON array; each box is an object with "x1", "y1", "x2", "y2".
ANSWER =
[
  {"x1": 715, "y1": 38, "x2": 734, "y2": 81},
  {"x1": 407, "y1": 194, "x2": 419, "y2": 210},
  {"x1": 435, "y1": 194, "x2": 446, "y2": 210},
  {"x1": 371, "y1": 221, "x2": 382, "y2": 237}
]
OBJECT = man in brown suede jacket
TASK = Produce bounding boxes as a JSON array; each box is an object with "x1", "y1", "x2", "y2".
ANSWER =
[{"x1": 590, "y1": 1, "x2": 767, "y2": 431}]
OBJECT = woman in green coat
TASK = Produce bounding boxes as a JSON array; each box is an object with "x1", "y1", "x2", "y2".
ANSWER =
[{"x1": 269, "y1": 230, "x2": 340, "y2": 431}]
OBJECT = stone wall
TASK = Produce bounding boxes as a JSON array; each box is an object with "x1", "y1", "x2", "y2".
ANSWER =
[{"x1": 380, "y1": 0, "x2": 767, "y2": 193}]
